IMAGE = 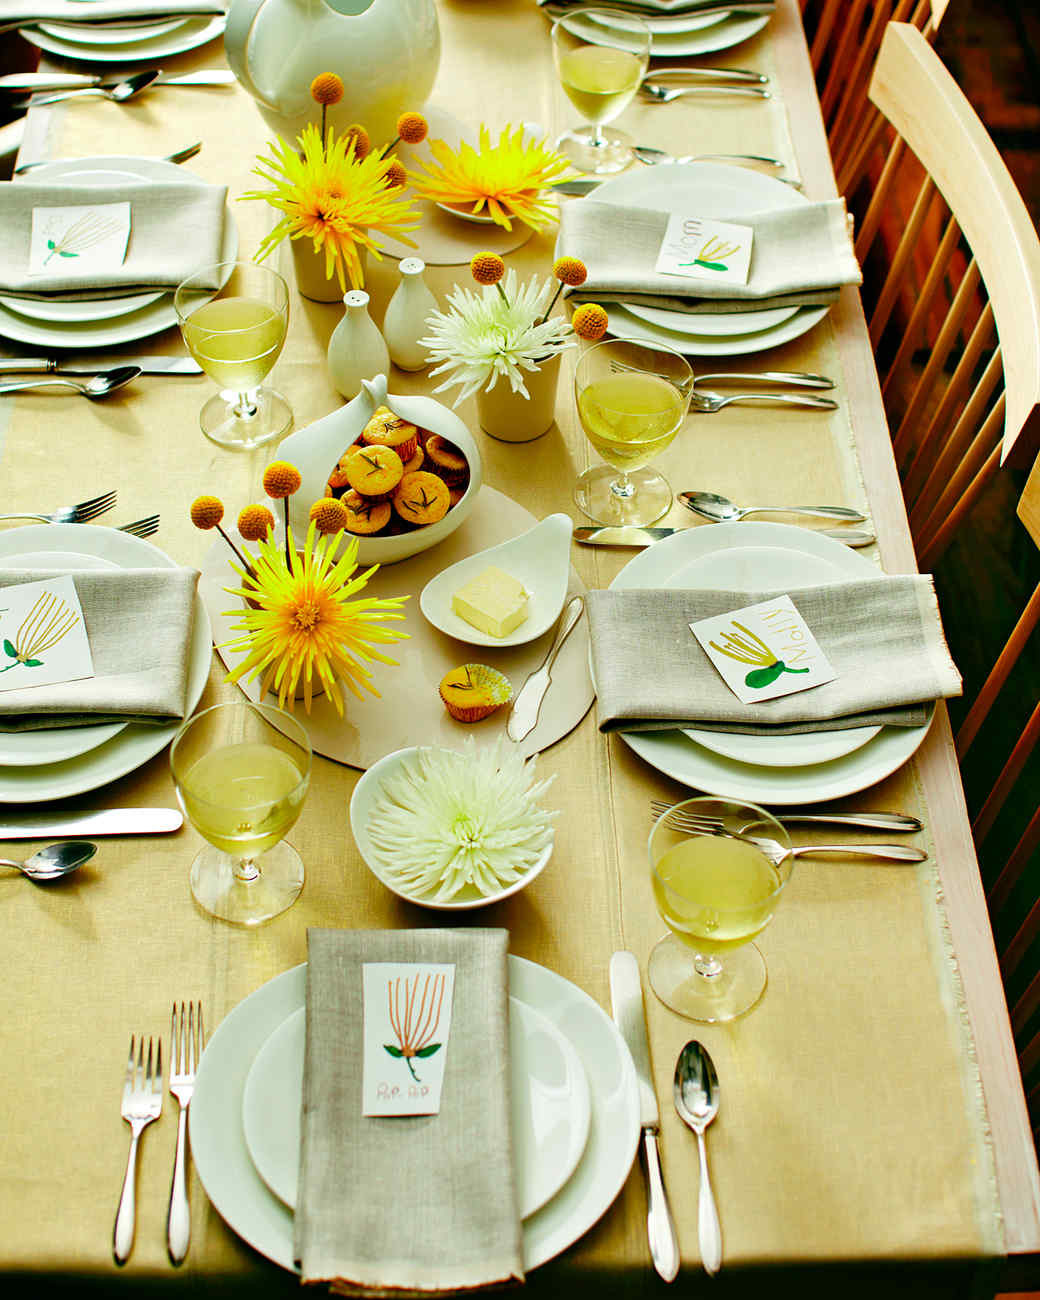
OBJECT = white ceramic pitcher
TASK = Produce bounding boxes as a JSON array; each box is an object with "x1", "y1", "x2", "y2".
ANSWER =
[{"x1": 225, "y1": 0, "x2": 440, "y2": 145}]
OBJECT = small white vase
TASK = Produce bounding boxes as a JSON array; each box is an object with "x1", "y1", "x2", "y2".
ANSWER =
[
  {"x1": 476, "y1": 352, "x2": 562, "y2": 443},
  {"x1": 327, "y1": 290, "x2": 390, "y2": 400},
  {"x1": 290, "y1": 239, "x2": 342, "y2": 303},
  {"x1": 383, "y1": 257, "x2": 437, "y2": 371}
]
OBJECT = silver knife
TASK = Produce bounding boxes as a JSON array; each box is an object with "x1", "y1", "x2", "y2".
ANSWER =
[
  {"x1": 0, "y1": 808, "x2": 183, "y2": 838},
  {"x1": 609, "y1": 950, "x2": 680, "y2": 1283},
  {"x1": 574, "y1": 525, "x2": 877, "y2": 548},
  {"x1": 0, "y1": 356, "x2": 201, "y2": 375},
  {"x1": 0, "y1": 70, "x2": 235, "y2": 92},
  {"x1": 551, "y1": 178, "x2": 600, "y2": 197},
  {"x1": 507, "y1": 595, "x2": 584, "y2": 743}
]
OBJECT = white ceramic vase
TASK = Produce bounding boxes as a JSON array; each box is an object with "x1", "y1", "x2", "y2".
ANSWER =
[
  {"x1": 476, "y1": 353, "x2": 562, "y2": 443},
  {"x1": 383, "y1": 257, "x2": 437, "y2": 371},
  {"x1": 327, "y1": 290, "x2": 390, "y2": 400}
]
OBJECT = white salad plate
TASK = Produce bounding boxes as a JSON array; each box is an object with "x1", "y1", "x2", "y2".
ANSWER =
[
  {"x1": 37, "y1": 15, "x2": 188, "y2": 44},
  {"x1": 606, "y1": 301, "x2": 829, "y2": 357},
  {"x1": 574, "y1": 6, "x2": 727, "y2": 35},
  {"x1": 624, "y1": 300, "x2": 798, "y2": 338},
  {"x1": 554, "y1": 8, "x2": 768, "y2": 55},
  {"x1": 241, "y1": 996, "x2": 592, "y2": 1221},
  {"x1": 420, "y1": 513, "x2": 572, "y2": 649},
  {"x1": 190, "y1": 957, "x2": 640, "y2": 1274},
  {"x1": 607, "y1": 522, "x2": 932, "y2": 803},
  {"x1": 0, "y1": 524, "x2": 211, "y2": 802},
  {"x1": 23, "y1": 14, "x2": 226, "y2": 63}
]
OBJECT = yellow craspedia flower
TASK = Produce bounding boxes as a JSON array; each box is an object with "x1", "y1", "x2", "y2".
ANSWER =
[
  {"x1": 384, "y1": 157, "x2": 407, "y2": 189},
  {"x1": 471, "y1": 252, "x2": 505, "y2": 286},
  {"x1": 396, "y1": 111, "x2": 428, "y2": 145},
  {"x1": 190, "y1": 495, "x2": 224, "y2": 530},
  {"x1": 262, "y1": 461, "x2": 302, "y2": 499},
  {"x1": 310, "y1": 72, "x2": 344, "y2": 106},
  {"x1": 571, "y1": 303, "x2": 609, "y2": 341},
  {"x1": 343, "y1": 123, "x2": 371, "y2": 160},
  {"x1": 310, "y1": 496, "x2": 349, "y2": 534},
  {"x1": 553, "y1": 256, "x2": 587, "y2": 287},
  {"x1": 238, "y1": 504, "x2": 276, "y2": 541}
]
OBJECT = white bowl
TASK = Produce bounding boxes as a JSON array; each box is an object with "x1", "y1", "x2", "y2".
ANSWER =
[{"x1": 350, "y1": 745, "x2": 554, "y2": 910}]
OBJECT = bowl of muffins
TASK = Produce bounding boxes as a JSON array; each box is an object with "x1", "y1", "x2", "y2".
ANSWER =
[{"x1": 279, "y1": 374, "x2": 483, "y2": 565}]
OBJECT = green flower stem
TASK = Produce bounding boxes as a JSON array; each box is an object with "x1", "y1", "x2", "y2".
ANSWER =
[
  {"x1": 215, "y1": 523, "x2": 251, "y2": 574},
  {"x1": 537, "y1": 280, "x2": 564, "y2": 326}
]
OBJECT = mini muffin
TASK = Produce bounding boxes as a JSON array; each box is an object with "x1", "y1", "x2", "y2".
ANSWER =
[
  {"x1": 340, "y1": 489, "x2": 392, "y2": 535},
  {"x1": 448, "y1": 484, "x2": 467, "y2": 508},
  {"x1": 392, "y1": 470, "x2": 450, "y2": 526},
  {"x1": 361, "y1": 407, "x2": 419, "y2": 461},
  {"x1": 439, "y1": 664, "x2": 512, "y2": 723},
  {"x1": 344, "y1": 444, "x2": 404, "y2": 499},
  {"x1": 401, "y1": 443, "x2": 425, "y2": 475},
  {"x1": 326, "y1": 466, "x2": 352, "y2": 496},
  {"x1": 424, "y1": 434, "x2": 468, "y2": 485}
]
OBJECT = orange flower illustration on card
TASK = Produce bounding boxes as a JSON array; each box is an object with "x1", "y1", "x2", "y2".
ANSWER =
[{"x1": 384, "y1": 971, "x2": 447, "y2": 1082}]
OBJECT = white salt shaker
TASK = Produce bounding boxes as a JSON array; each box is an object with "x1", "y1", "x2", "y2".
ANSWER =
[
  {"x1": 382, "y1": 257, "x2": 437, "y2": 371},
  {"x1": 327, "y1": 290, "x2": 389, "y2": 400}
]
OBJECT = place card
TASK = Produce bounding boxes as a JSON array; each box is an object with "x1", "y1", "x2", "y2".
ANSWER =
[
  {"x1": 690, "y1": 595, "x2": 836, "y2": 704},
  {"x1": 28, "y1": 202, "x2": 130, "y2": 278},
  {"x1": 654, "y1": 212, "x2": 753, "y2": 287},
  {"x1": 0, "y1": 576, "x2": 93, "y2": 693},
  {"x1": 362, "y1": 962, "x2": 456, "y2": 1117}
]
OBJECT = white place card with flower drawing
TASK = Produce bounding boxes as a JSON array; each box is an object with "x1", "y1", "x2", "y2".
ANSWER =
[
  {"x1": 362, "y1": 963, "x2": 455, "y2": 1117},
  {"x1": 0, "y1": 576, "x2": 93, "y2": 692},
  {"x1": 654, "y1": 213, "x2": 753, "y2": 287},
  {"x1": 28, "y1": 203, "x2": 130, "y2": 279},
  {"x1": 690, "y1": 595, "x2": 836, "y2": 704}
]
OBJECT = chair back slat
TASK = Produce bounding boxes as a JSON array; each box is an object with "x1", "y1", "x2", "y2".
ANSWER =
[
  {"x1": 915, "y1": 431, "x2": 1000, "y2": 567},
  {"x1": 880, "y1": 214, "x2": 963, "y2": 398},
  {"x1": 989, "y1": 804, "x2": 1040, "y2": 921}
]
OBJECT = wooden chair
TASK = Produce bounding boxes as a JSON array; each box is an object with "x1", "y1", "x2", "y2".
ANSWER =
[{"x1": 854, "y1": 22, "x2": 1040, "y2": 569}]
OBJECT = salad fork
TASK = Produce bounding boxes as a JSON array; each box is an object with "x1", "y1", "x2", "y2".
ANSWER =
[
  {"x1": 690, "y1": 389, "x2": 838, "y2": 413},
  {"x1": 118, "y1": 514, "x2": 160, "y2": 539},
  {"x1": 167, "y1": 1001, "x2": 204, "y2": 1265},
  {"x1": 650, "y1": 800, "x2": 924, "y2": 834},
  {"x1": 113, "y1": 1035, "x2": 162, "y2": 1265},
  {"x1": 0, "y1": 488, "x2": 116, "y2": 525}
]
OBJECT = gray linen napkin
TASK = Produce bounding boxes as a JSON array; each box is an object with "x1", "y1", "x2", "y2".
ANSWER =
[
  {"x1": 295, "y1": 928, "x2": 523, "y2": 1297},
  {"x1": 587, "y1": 578, "x2": 962, "y2": 734},
  {"x1": 0, "y1": 179, "x2": 227, "y2": 300},
  {"x1": 0, "y1": 567, "x2": 198, "y2": 729},
  {"x1": 558, "y1": 197, "x2": 860, "y2": 314},
  {"x1": 0, "y1": 1, "x2": 225, "y2": 24}
]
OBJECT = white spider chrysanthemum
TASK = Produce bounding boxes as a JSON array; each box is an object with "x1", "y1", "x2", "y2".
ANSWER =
[
  {"x1": 366, "y1": 737, "x2": 557, "y2": 902},
  {"x1": 419, "y1": 268, "x2": 574, "y2": 403}
]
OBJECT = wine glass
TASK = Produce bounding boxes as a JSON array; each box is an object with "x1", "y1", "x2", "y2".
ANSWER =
[
  {"x1": 174, "y1": 260, "x2": 292, "y2": 451},
  {"x1": 551, "y1": 7, "x2": 651, "y2": 174},
  {"x1": 648, "y1": 798, "x2": 793, "y2": 1022},
  {"x1": 573, "y1": 336, "x2": 694, "y2": 526},
  {"x1": 170, "y1": 700, "x2": 312, "y2": 926}
]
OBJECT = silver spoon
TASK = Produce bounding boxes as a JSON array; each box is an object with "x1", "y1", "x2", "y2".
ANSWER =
[
  {"x1": 640, "y1": 82, "x2": 770, "y2": 103},
  {"x1": 28, "y1": 70, "x2": 160, "y2": 107},
  {"x1": 15, "y1": 141, "x2": 201, "y2": 174},
  {"x1": 674, "y1": 1041, "x2": 722, "y2": 1276},
  {"x1": 0, "y1": 366, "x2": 141, "y2": 399},
  {"x1": 739, "y1": 832, "x2": 927, "y2": 867},
  {"x1": 0, "y1": 840, "x2": 97, "y2": 881},
  {"x1": 634, "y1": 145, "x2": 784, "y2": 169},
  {"x1": 680, "y1": 490, "x2": 867, "y2": 524}
]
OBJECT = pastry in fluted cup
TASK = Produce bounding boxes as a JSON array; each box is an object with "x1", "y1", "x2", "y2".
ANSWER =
[{"x1": 439, "y1": 664, "x2": 512, "y2": 723}]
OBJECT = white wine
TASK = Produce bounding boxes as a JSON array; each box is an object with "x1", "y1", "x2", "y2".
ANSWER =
[
  {"x1": 181, "y1": 295, "x2": 286, "y2": 391},
  {"x1": 578, "y1": 371, "x2": 686, "y2": 470},
  {"x1": 653, "y1": 835, "x2": 782, "y2": 955},
  {"x1": 559, "y1": 43, "x2": 645, "y2": 124},
  {"x1": 181, "y1": 741, "x2": 306, "y2": 857}
]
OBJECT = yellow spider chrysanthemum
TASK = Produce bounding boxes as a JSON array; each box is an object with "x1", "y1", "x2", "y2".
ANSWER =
[
  {"x1": 310, "y1": 72, "x2": 344, "y2": 106},
  {"x1": 471, "y1": 252, "x2": 505, "y2": 286},
  {"x1": 243, "y1": 124, "x2": 418, "y2": 290},
  {"x1": 310, "y1": 496, "x2": 349, "y2": 533},
  {"x1": 222, "y1": 521, "x2": 409, "y2": 716},
  {"x1": 396, "y1": 111, "x2": 428, "y2": 144},
  {"x1": 190, "y1": 495, "x2": 224, "y2": 529},
  {"x1": 407, "y1": 124, "x2": 571, "y2": 231},
  {"x1": 572, "y1": 303, "x2": 609, "y2": 341},
  {"x1": 553, "y1": 256, "x2": 587, "y2": 287},
  {"x1": 238, "y1": 504, "x2": 275, "y2": 542},
  {"x1": 263, "y1": 461, "x2": 302, "y2": 499}
]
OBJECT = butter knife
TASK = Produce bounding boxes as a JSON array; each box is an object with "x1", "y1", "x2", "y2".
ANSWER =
[
  {"x1": 506, "y1": 595, "x2": 584, "y2": 743},
  {"x1": 0, "y1": 356, "x2": 201, "y2": 375},
  {"x1": 609, "y1": 950, "x2": 680, "y2": 1283},
  {"x1": 0, "y1": 808, "x2": 182, "y2": 838},
  {"x1": 0, "y1": 70, "x2": 234, "y2": 92},
  {"x1": 574, "y1": 525, "x2": 877, "y2": 548}
]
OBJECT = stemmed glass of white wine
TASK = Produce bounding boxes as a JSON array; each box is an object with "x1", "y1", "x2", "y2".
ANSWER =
[
  {"x1": 171, "y1": 700, "x2": 312, "y2": 926},
  {"x1": 551, "y1": 8, "x2": 651, "y2": 174},
  {"x1": 573, "y1": 336, "x2": 694, "y2": 526},
  {"x1": 648, "y1": 798, "x2": 794, "y2": 1022},
  {"x1": 174, "y1": 260, "x2": 292, "y2": 451}
]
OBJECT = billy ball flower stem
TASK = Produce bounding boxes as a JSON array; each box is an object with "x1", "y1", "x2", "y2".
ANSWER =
[
  {"x1": 309, "y1": 72, "x2": 344, "y2": 154},
  {"x1": 538, "y1": 256, "x2": 588, "y2": 326},
  {"x1": 381, "y1": 111, "x2": 429, "y2": 159},
  {"x1": 189, "y1": 495, "x2": 252, "y2": 572},
  {"x1": 262, "y1": 461, "x2": 303, "y2": 573}
]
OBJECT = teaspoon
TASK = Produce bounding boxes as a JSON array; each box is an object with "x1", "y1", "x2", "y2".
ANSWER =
[
  {"x1": 680, "y1": 490, "x2": 867, "y2": 524},
  {"x1": 0, "y1": 366, "x2": 142, "y2": 400},
  {"x1": 674, "y1": 1040, "x2": 722, "y2": 1276},
  {"x1": 29, "y1": 70, "x2": 160, "y2": 107},
  {"x1": 0, "y1": 840, "x2": 97, "y2": 881},
  {"x1": 640, "y1": 82, "x2": 770, "y2": 103}
]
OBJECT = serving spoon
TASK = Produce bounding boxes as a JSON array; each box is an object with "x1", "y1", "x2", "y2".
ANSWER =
[
  {"x1": 674, "y1": 1041, "x2": 722, "y2": 1276},
  {"x1": 0, "y1": 366, "x2": 142, "y2": 399},
  {"x1": 0, "y1": 840, "x2": 97, "y2": 881},
  {"x1": 680, "y1": 490, "x2": 867, "y2": 524}
]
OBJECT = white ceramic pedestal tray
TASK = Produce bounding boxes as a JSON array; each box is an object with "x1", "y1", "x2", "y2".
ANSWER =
[{"x1": 198, "y1": 487, "x2": 595, "y2": 766}]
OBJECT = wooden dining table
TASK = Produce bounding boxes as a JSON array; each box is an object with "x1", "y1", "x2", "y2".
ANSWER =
[{"x1": 2, "y1": 1, "x2": 1039, "y2": 1295}]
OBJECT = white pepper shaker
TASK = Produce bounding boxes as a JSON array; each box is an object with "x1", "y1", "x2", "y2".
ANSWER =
[
  {"x1": 326, "y1": 290, "x2": 389, "y2": 400},
  {"x1": 382, "y1": 257, "x2": 437, "y2": 371}
]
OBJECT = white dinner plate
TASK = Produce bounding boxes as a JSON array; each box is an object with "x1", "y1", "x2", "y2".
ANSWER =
[
  {"x1": 242, "y1": 997, "x2": 592, "y2": 1221},
  {"x1": 190, "y1": 957, "x2": 640, "y2": 1274},
  {"x1": 577, "y1": 6, "x2": 728, "y2": 35},
  {"x1": 0, "y1": 524, "x2": 211, "y2": 802},
  {"x1": 606, "y1": 300, "x2": 829, "y2": 357},
  {"x1": 554, "y1": 8, "x2": 768, "y2": 55},
  {"x1": 625, "y1": 300, "x2": 798, "y2": 338},
  {"x1": 608, "y1": 522, "x2": 932, "y2": 802},
  {"x1": 23, "y1": 14, "x2": 226, "y2": 64},
  {"x1": 37, "y1": 15, "x2": 188, "y2": 44},
  {"x1": 0, "y1": 157, "x2": 238, "y2": 347}
]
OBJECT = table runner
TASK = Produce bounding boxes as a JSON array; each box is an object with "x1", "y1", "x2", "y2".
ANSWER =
[{"x1": 0, "y1": 0, "x2": 1005, "y2": 1290}]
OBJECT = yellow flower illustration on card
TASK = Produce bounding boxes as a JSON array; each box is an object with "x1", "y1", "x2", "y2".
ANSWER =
[
  {"x1": 709, "y1": 620, "x2": 809, "y2": 689},
  {"x1": 383, "y1": 971, "x2": 447, "y2": 1083},
  {"x1": 0, "y1": 591, "x2": 79, "y2": 673}
]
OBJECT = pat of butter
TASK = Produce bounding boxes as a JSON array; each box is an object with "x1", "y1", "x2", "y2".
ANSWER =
[{"x1": 451, "y1": 566, "x2": 529, "y2": 638}]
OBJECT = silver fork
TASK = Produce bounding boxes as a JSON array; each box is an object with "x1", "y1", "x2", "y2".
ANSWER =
[
  {"x1": 167, "y1": 1002, "x2": 204, "y2": 1265},
  {"x1": 118, "y1": 515, "x2": 160, "y2": 539},
  {"x1": 733, "y1": 830, "x2": 927, "y2": 865},
  {"x1": 113, "y1": 1035, "x2": 163, "y2": 1266},
  {"x1": 690, "y1": 389, "x2": 839, "y2": 413},
  {"x1": 650, "y1": 800, "x2": 924, "y2": 833},
  {"x1": 0, "y1": 489, "x2": 117, "y2": 526}
]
